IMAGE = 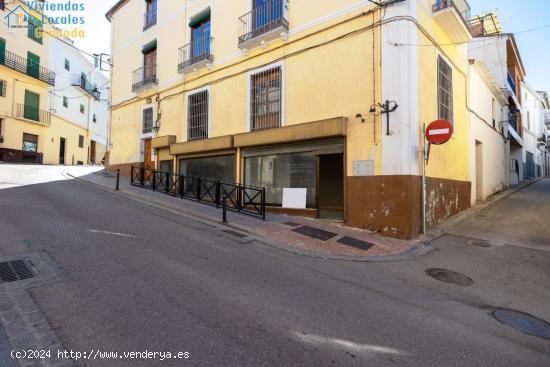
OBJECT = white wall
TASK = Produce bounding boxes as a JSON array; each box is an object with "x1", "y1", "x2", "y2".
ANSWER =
[
  {"x1": 522, "y1": 82, "x2": 546, "y2": 177},
  {"x1": 48, "y1": 37, "x2": 109, "y2": 146},
  {"x1": 468, "y1": 63, "x2": 508, "y2": 205}
]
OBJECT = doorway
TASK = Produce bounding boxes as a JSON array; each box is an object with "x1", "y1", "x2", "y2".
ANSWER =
[
  {"x1": 317, "y1": 153, "x2": 344, "y2": 220},
  {"x1": 90, "y1": 140, "x2": 96, "y2": 164},
  {"x1": 59, "y1": 137, "x2": 66, "y2": 165},
  {"x1": 475, "y1": 141, "x2": 483, "y2": 202},
  {"x1": 143, "y1": 138, "x2": 152, "y2": 169}
]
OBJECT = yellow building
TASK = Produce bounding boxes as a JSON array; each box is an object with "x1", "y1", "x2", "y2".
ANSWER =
[
  {"x1": 0, "y1": 0, "x2": 107, "y2": 165},
  {"x1": 107, "y1": 0, "x2": 473, "y2": 238}
]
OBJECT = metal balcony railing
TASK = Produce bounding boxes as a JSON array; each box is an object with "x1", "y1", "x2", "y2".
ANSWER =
[
  {"x1": 178, "y1": 34, "x2": 213, "y2": 73},
  {"x1": 432, "y1": 0, "x2": 471, "y2": 28},
  {"x1": 143, "y1": 9, "x2": 157, "y2": 31},
  {"x1": 0, "y1": 49, "x2": 55, "y2": 85},
  {"x1": 507, "y1": 72, "x2": 516, "y2": 96},
  {"x1": 15, "y1": 104, "x2": 51, "y2": 125},
  {"x1": 71, "y1": 74, "x2": 100, "y2": 100},
  {"x1": 238, "y1": 0, "x2": 288, "y2": 45},
  {"x1": 132, "y1": 64, "x2": 158, "y2": 92}
]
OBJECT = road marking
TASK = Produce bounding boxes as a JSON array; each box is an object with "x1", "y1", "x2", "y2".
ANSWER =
[
  {"x1": 428, "y1": 128, "x2": 450, "y2": 135},
  {"x1": 88, "y1": 229, "x2": 137, "y2": 238},
  {"x1": 294, "y1": 331, "x2": 409, "y2": 356}
]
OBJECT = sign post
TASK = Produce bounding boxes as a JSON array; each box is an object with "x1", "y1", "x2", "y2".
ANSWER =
[{"x1": 422, "y1": 120, "x2": 454, "y2": 234}]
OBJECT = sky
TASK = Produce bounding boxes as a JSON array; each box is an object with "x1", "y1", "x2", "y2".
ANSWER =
[{"x1": 64, "y1": 0, "x2": 550, "y2": 93}]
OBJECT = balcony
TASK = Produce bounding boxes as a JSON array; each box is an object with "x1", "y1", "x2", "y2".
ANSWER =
[
  {"x1": 238, "y1": 0, "x2": 288, "y2": 50},
  {"x1": 432, "y1": 0, "x2": 472, "y2": 43},
  {"x1": 178, "y1": 35, "x2": 213, "y2": 74},
  {"x1": 0, "y1": 49, "x2": 55, "y2": 85},
  {"x1": 71, "y1": 74, "x2": 100, "y2": 100},
  {"x1": 132, "y1": 64, "x2": 158, "y2": 92},
  {"x1": 143, "y1": 9, "x2": 157, "y2": 31},
  {"x1": 15, "y1": 104, "x2": 51, "y2": 125}
]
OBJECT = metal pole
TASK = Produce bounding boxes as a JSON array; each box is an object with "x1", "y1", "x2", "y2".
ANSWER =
[
  {"x1": 116, "y1": 169, "x2": 120, "y2": 191},
  {"x1": 261, "y1": 187, "x2": 266, "y2": 221},
  {"x1": 386, "y1": 100, "x2": 390, "y2": 136},
  {"x1": 222, "y1": 195, "x2": 227, "y2": 223},
  {"x1": 422, "y1": 123, "x2": 427, "y2": 235}
]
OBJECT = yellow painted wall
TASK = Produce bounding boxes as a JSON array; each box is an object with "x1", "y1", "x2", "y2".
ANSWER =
[
  {"x1": 109, "y1": 0, "x2": 381, "y2": 171},
  {"x1": 416, "y1": 2, "x2": 469, "y2": 182}
]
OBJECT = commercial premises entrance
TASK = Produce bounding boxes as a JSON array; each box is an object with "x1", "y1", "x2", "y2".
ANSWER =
[{"x1": 242, "y1": 139, "x2": 344, "y2": 219}]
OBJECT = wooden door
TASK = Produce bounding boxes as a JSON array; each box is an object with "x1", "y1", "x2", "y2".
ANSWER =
[
  {"x1": 143, "y1": 48, "x2": 156, "y2": 82},
  {"x1": 143, "y1": 138, "x2": 152, "y2": 169},
  {"x1": 90, "y1": 141, "x2": 96, "y2": 164}
]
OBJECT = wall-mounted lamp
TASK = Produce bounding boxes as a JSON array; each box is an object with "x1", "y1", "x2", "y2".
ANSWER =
[
  {"x1": 370, "y1": 100, "x2": 399, "y2": 135},
  {"x1": 355, "y1": 113, "x2": 366, "y2": 123}
]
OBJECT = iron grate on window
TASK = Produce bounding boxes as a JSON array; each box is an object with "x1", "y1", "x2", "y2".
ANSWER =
[
  {"x1": 437, "y1": 56, "x2": 453, "y2": 123},
  {"x1": 251, "y1": 66, "x2": 281, "y2": 131},
  {"x1": 0, "y1": 260, "x2": 34, "y2": 283},
  {"x1": 187, "y1": 90, "x2": 209, "y2": 141},
  {"x1": 0, "y1": 80, "x2": 6, "y2": 97}
]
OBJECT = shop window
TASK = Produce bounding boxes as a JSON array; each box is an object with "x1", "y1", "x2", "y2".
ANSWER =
[
  {"x1": 179, "y1": 155, "x2": 235, "y2": 183},
  {"x1": 244, "y1": 152, "x2": 316, "y2": 207}
]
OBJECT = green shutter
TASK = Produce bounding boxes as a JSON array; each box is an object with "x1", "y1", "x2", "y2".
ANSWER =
[
  {"x1": 24, "y1": 90, "x2": 40, "y2": 122},
  {"x1": 0, "y1": 38, "x2": 5, "y2": 65},
  {"x1": 27, "y1": 52, "x2": 40, "y2": 79}
]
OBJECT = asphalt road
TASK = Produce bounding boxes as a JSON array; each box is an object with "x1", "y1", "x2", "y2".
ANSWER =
[{"x1": 0, "y1": 165, "x2": 549, "y2": 366}]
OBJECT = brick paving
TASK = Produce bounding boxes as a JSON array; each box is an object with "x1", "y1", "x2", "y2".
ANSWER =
[{"x1": 70, "y1": 168, "x2": 426, "y2": 261}]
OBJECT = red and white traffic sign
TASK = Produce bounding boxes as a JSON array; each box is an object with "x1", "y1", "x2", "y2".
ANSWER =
[{"x1": 425, "y1": 119, "x2": 453, "y2": 145}]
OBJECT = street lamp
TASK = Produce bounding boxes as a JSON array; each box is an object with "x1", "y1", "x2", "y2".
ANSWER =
[{"x1": 370, "y1": 100, "x2": 399, "y2": 135}]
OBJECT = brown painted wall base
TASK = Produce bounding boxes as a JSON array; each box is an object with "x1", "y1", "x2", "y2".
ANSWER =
[{"x1": 346, "y1": 175, "x2": 470, "y2": 239}]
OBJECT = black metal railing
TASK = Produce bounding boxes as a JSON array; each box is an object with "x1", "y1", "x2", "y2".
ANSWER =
[
  {"x1": 178, "y1": 34, "x2": 213, "y2": 73},
  {"x1": 143, "y1": 9, "x2": 157, "y2": 31},
  {"x1": 238, "y1": 0, "x2": 288, "y2": 45},
  {"x1": 432, "y1": 0, "x2": 471, "y2": 28},
  {"x1": 0, "y1": 49, "x2": 55, "y2": 85},
  {"x1": 71, "y1": 74, "x2": 100, "y2": 100},
  {"x1": 15, "y1": 104, "x2": 51, "y2": 125},
  {"x1": 130, "y1": 166, "x2": 266, "y2": 220},
  {"x1": 132, "y1": 64, "x2": 158, "y2": 92}
]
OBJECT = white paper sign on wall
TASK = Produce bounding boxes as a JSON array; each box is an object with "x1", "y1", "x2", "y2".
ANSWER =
[
  {"x1": 352, "y1": 160, "x2": 374, "y2": 176},
  {"x1": 282, "y1": 188, "x2": 307, "y2": 209}
]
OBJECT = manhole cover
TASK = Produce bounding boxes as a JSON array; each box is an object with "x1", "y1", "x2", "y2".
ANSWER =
[
  {"x1": 292, "y1": 226, "x2": 337, "y2": 241},
  {"x1": 425, "y1": 268, "x2": 473, "y2": 286},
  {"x1": 492, "y1": 309, "x2": 550, "y2": 341},
  {"x1": 468, "y1": 240, "x2": 492, "y2": 248},
  {"x1": 337, "y1": 236, "x2": 374, "y2": 251},
  {"x1": 0, "y1": 260, "x2": 34, "y2": 283}
]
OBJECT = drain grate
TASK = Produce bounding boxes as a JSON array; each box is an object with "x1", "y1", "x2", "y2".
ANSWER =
[
  {"x1": 468, "y1": 240, "x2": 492, "y2": 248},
  {"x1": 0, "y1": 260, "x2": 34, "y2": 283},
  {"x1": 292, "y1": 226, "x2": 338, "y2": 241},
  {"x1": 283, "y1": 221, "x2": 302, "y2": 227},
  {"x1": 492, "y1": 309, "x2": 550, "y2": 341},
  {"x1": 425, "y1": 268, "x2": 473, "y2": 287},
  {"x1": 222, "y1": 229, "x2": 248, "y2": 239},
  {"x1": 337, "y1": 236, "x2": 374, "y2": 251}
]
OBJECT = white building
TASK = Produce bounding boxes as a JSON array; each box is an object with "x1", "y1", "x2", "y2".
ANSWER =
[
  {"x1": 522, "y1": 84, "x2": 549, "y2": 178},
  {"x1": 48, "y1": 36, "x2": 109, "y2": 164},
  {"x1": 467, "y1": 59, "x2": 509, "y2": 205}
]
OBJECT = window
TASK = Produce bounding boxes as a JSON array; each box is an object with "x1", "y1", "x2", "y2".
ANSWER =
[
  {"x1": 142, "y1": 107, "x2": 153, "y2": 134},
  {"x1": 251, "y1": 66, "x2": 281, "y2": 131},
  {"x1": 63, "y1": 96, "x2": 68, "y2": 108},
  {"x1": 0, "y1": 0, "x2": 4, "y2": 11},
  {"x1": 64, "y1": 59, "x2": 70, "y2": 71},
  {"x1": 142, "y1": 41, "x2": 157, "y2": 84},
  {"x1": 26, "y1": 52, "x2": 40, "y2": 79},
  {"x1": 22, "y1": 133, "x2": 38, "y2": 152},
  {"x1": 190, "y1": 12, "x2": 211, "y2": 59},
  {"x1": 144, "y1": 0, "x2": 158, "y2": 30},
  {"x1": 437, "y1": 56, "x2": 453, "y2": 123},
  {"x1": 80, "y1": 104, "x2": 85, "y2": 114},
  {"x1": 187, "y1": 90, "x2": 208, "y2": 141},
  {"x1": 79, "y1": 135, "x2": 84, "y2": 148},
  {"x1": 27, "y1": 15, "x2": 43, "y2": 44},
  {"x1": 93, "y1": 114, "x2": 97, "y2": 123},
  {"x1": 23, "y1": 90, "x2": 40, "y2": 121},
  {"x1": 491, "y1": 98, "x2": 496, "y2": 128},
  {"x1": 527, "y1": 111, "x2": 531, "y2": 131},
  {"x1": 0, "y1": 80, "x2": 6, "y2": 97},
  {"x1": 179, "y1": 155, "x2": 235, "y2": 182}
]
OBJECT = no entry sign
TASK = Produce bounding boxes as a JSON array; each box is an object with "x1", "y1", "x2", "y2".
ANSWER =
[{"x1": 425, "y1": 120, "x2": 453, "y2": 145}]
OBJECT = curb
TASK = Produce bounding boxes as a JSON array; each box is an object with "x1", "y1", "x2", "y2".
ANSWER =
[{"x1": 66, "y1": 171, "x2": 433, "y2": 263}]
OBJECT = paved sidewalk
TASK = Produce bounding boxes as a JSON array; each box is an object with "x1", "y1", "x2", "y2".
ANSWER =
[{"x1": 66, "y1": 169, "x2": 430, "y2": 262}]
